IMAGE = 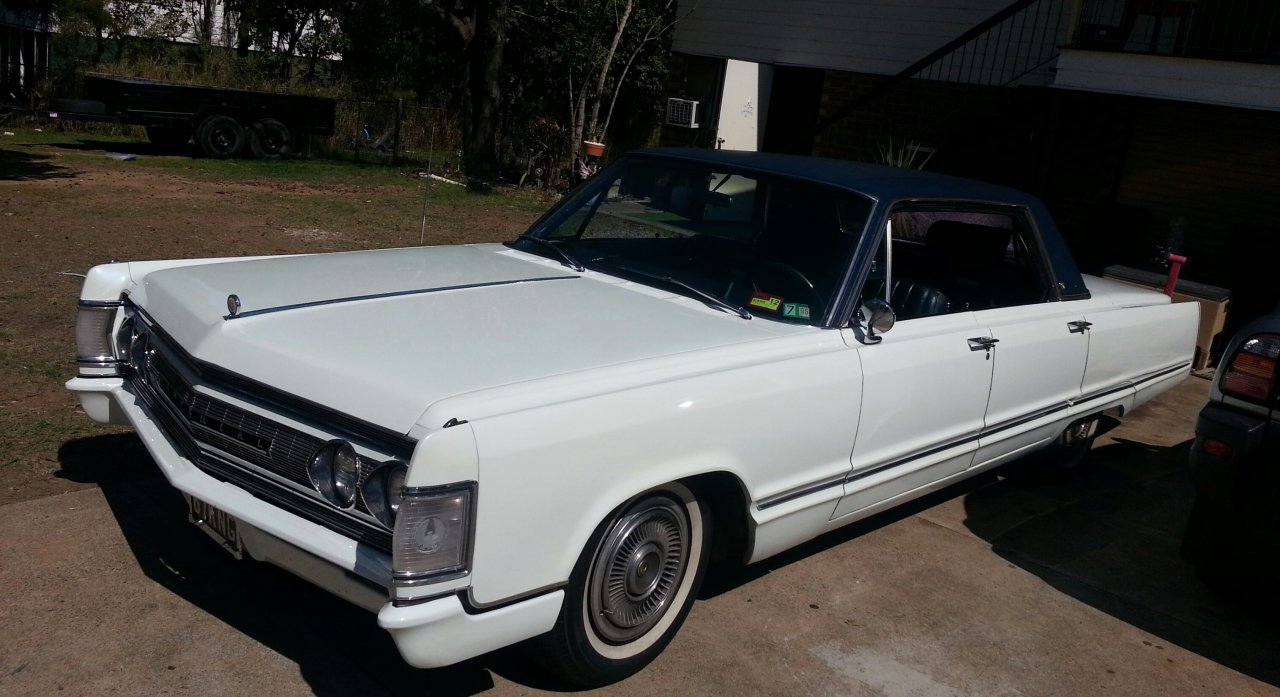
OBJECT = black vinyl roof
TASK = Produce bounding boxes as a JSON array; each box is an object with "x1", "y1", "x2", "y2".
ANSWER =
[
  {"x1": 631, "y1": 148, "x2": 1040, "y2": 206},
  {"x1": 627, "y1": 148, "x2": 1089, "y2": 301}
]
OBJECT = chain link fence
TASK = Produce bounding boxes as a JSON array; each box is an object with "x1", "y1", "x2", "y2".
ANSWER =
[{"x1": 310, "y1": 98, "x2": 466, "y2": 176}]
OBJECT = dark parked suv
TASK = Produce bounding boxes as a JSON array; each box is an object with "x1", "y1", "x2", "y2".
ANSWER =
[{"x1": 1183, "y1": 312, "x2": 1280, "y2": 600}]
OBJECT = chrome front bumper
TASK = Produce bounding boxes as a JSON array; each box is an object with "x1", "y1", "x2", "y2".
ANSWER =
[{"x1": 67, "y1": 376, "x2": 562, "y2": 668}]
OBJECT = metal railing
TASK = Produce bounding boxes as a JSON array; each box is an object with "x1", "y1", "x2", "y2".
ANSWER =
[
  {"x1": 817, "y1": 0, "x2": 1070, "y2": 134},
  {"x1": 915, "y1": 0, "x2": 1070, "y2": 87},
  {"x1": 1075, "y1": 0, "x2": 1280, "y2": 63}
]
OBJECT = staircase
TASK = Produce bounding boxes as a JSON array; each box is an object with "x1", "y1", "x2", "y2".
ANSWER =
[{"x1": 817, "y1": 0, "x2": 1070, "y2": 134}]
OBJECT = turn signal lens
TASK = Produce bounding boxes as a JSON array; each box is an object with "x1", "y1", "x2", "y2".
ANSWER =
[
  {"x1": 1221, "y1": 334, "x2": 1280, "y2": 404},
  {"x1": 392, "y1": 483, "x2": 474, "y2": 584},
  {"x1": 75, "y1": 301, "x2": 121, "y2": 364}
]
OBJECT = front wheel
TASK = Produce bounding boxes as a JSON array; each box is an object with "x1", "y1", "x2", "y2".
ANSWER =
[{"x1": 534, "y1": 483, "x2": 709, "y2": 687}]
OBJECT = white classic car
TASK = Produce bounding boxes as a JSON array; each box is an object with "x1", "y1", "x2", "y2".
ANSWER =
[{"x1": 67, "y1": 149, "x2": 1198, "y2": 685}]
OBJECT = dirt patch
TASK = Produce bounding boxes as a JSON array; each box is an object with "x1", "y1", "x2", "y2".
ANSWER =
[{"x1": 0, "y1": 138, "x2": 540, "y2": 505}]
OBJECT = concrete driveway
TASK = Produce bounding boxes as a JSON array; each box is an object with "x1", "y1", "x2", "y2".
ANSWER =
[{"x1": 2, "y1": 377, "x2": 1276, "y2": 696}]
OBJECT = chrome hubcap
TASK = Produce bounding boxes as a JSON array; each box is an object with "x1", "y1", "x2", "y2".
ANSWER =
[{"x1": 588, "y1": 496, "x2": 688, "y2": 644}]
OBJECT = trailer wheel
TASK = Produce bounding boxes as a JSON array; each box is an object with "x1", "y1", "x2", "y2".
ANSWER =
[
  {"x1": 197, "y1": 115, "x2": 245, "y2": 158},
  {"x1": 248, "y1": 119, "x2": 292, "y2": 160},
  {"x1": 145, "y1": 125, "x2": 193, "y2": 150}
]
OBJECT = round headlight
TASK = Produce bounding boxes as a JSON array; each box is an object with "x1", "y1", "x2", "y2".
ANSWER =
[
  {"x1": 308, "y1": 440, "x2": 361, "y2": 509},
  {"x1": 362, "y1": 461, "x2": 408, "y2": 527}
]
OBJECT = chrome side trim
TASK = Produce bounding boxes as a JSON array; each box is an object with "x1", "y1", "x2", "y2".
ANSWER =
[
  {"x1": 756, "y1": 473, "x2": 849, "y2": 511},
  {"x1": 979, "y1": 402, "x2": 1069, "y2": 439},
  {"x1": 845, "y1": 430, "x2": 980, "y2": 486},
  {"x1": 1070, "y1": 361, "x2": 1190, "y2": 407},
  {"x1": 223, "y1": 275, "x2": 580, "y2": 320},
  {"x1": 461, "y1": 583, "x2": 568, "y2": 613},
  {"x1": 76, "y1": 356, "x2": 122, "y2": 366},
  {"x1": 1073, "y1": 382, "x2": 1133, "y2": 406},
  {"x1": 754, "y1": 363, "x2": 1192, "y2": 511},
  {"x1": 1131, "y1": 361, "x2": 1192, "y2": 386},
  {"x1": 390, "y1": 589, "x2": 458, "y2": 608}
]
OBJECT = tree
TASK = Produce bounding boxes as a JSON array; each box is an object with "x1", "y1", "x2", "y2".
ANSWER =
[
  {"x1": 422, "y1": 0, "x2": 512, "y2": 180},
  {"x1": 516, "y1": 0, "x2": 678, "y2": 165},
  {"x1": 52, "y1": 0, "x2": 188, "y2": 64}
]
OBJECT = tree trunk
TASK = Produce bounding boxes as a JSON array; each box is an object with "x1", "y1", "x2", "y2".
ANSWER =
[
  {"x1": 461, "y1": 0, "x2": 510, "y2": 181},
  {"x1": 585, "y1": 0, "x2": 632, "y2": 142}
]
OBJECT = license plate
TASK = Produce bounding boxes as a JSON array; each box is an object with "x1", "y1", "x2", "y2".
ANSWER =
[{"x1": 187, "y1": 495, "x2": 243, "y2": 559}]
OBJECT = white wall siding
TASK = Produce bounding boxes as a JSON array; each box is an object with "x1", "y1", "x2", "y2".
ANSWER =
[
  {"x1": 1055, "y1": 49, "x2": 1280, "y2": 112},
  {"x1": 673, "y1": 0, "x2": 1017, "y2": 76}
]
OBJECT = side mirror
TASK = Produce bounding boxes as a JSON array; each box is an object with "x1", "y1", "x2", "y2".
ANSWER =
[{"x1": 857, "y1": 298, "x2": 897, "y2": 344}]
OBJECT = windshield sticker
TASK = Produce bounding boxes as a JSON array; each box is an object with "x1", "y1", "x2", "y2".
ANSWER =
[
  {"x1": 749, "y1": 292, "x2": 783, "y2": 313},
  {"x1": 782, "y1": 303, "x2": 811, "y2": 320}
]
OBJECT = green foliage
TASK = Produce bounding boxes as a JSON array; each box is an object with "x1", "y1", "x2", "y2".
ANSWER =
[
  {"x1": 40, "y1": 0, "x2": 678, "y2": 183},
  {"x1": 505, "y1": 0, "x2": 676, "y2": 173}
]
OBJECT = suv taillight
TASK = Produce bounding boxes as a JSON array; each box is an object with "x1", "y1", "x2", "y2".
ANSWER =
[{"x1": 1221, "y1": 333, "x2": 1280, "y2": 403}]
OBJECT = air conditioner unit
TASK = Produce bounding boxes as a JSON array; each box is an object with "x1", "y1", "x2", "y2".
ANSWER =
[{"x1": 666, "y1": 98, "x2": 701, "y2": 128}]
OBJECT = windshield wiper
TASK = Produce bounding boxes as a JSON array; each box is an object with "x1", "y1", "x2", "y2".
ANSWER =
[
  {"x1": 617, "y1": 266, "x2": 751, "y2": 320},
  {"x1": 513, "y1": 234, "x2": 585, "y2": 272}
]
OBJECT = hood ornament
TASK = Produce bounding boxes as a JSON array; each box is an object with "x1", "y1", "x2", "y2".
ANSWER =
[{"x1": 226, "y1": 294, "x2": 242, "y2": 318}]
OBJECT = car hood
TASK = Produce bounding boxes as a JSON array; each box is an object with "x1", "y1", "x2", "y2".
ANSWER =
[{"x1": 133, "y1": 244, "x2": 785, "y2": 433}]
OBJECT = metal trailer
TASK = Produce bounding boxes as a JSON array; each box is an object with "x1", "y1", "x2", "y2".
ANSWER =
[{"x1": 48, "y1": 74, "x2": 337, "y2": 160}]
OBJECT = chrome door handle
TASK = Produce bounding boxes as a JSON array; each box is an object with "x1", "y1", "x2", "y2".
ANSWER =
[
  {"x1": 967, "y1": 336, "x2": 999, "y2": 351},
  {"x1": 1067, "y1": 320, "x2": 1093, "y2": 333}
]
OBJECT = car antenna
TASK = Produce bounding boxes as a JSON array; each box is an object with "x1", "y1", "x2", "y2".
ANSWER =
[{"x1": 419, "y1": 179, "x2": 429, "y2": 245}]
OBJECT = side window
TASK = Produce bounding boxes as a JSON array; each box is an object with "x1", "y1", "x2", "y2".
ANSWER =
[{"x1": 864, "y1": 206, "x2": 1054, "y2": 320}]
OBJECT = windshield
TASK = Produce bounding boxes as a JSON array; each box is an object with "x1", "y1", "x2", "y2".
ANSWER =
[{"x1": 516, "y1": 157, "x2": 873, "y2": 324}]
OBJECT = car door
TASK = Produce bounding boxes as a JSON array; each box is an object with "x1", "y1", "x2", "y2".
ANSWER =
[
  {"x1": 831, "y1": 212, "x2": 995, "y2": 520},
  {"x1": 833, "y1": 312, "x2": 993, "y2": 519},
  {"x1": 976, "y1": 302, "x2": 1089, "y2": 466},
  {"x1": 966, "y1": 211, "x2": 1090, "y2": 466}
]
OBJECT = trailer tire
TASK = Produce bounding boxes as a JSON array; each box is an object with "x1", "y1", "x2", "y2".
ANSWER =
[
  {"x1": 145, "y1": 125, "x2": 193, "y2": 150},
  {"x1": 197, "y1": 115, "x2": 245, "y2": 158},
  {"x1": 248, "y1": 118, "x2": 292, "y2": 160}
]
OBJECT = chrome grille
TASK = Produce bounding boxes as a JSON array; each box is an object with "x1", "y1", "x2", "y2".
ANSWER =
[
  {"x1": 126, "y1": 315, "x2": 394, "y2": 551},
  {"x1": 144, "y1": 345, "x2": 323, "y2": 491}
]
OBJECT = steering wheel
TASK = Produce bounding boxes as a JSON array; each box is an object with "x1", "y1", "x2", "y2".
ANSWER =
[{"x1": 751, "y1": 260, "x2": 821, "y2": 309}]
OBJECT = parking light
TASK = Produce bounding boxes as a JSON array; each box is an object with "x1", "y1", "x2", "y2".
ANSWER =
[{"x1": 392, "y1": 483, "x2": 474, "y2": 585}]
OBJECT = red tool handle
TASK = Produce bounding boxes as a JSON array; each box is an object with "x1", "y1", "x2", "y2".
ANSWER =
[{"x1": 1164, "y1": 253, "x2": 1187, "y2": 296}]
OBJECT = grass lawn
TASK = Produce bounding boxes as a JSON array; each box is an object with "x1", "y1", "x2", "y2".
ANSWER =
[{"x1": 0, "y1": 125, "x2": 549, "y2": 504}]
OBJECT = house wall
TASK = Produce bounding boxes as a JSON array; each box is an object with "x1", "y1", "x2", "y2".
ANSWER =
[
  {"x1": 672, "y1": 0, "x2": 1016, "y2": 76},
  {"x1": 1116, "y1": 101, "x2": 1280, "y2": 326},
  {"x1": 813, "y1": 71, "x2": 1046, "y2": 189}
]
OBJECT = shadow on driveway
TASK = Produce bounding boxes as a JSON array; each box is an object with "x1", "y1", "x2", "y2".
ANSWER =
[
  {"x1": 54, "y1": 433, "x2": 572, "y2": 696},
  {"x1": 700, "y1": 434, "x2": 1280, "y2": 690},
  {"x1": 962, "y1": 438, "x2": 1280, "y2": 688}
]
